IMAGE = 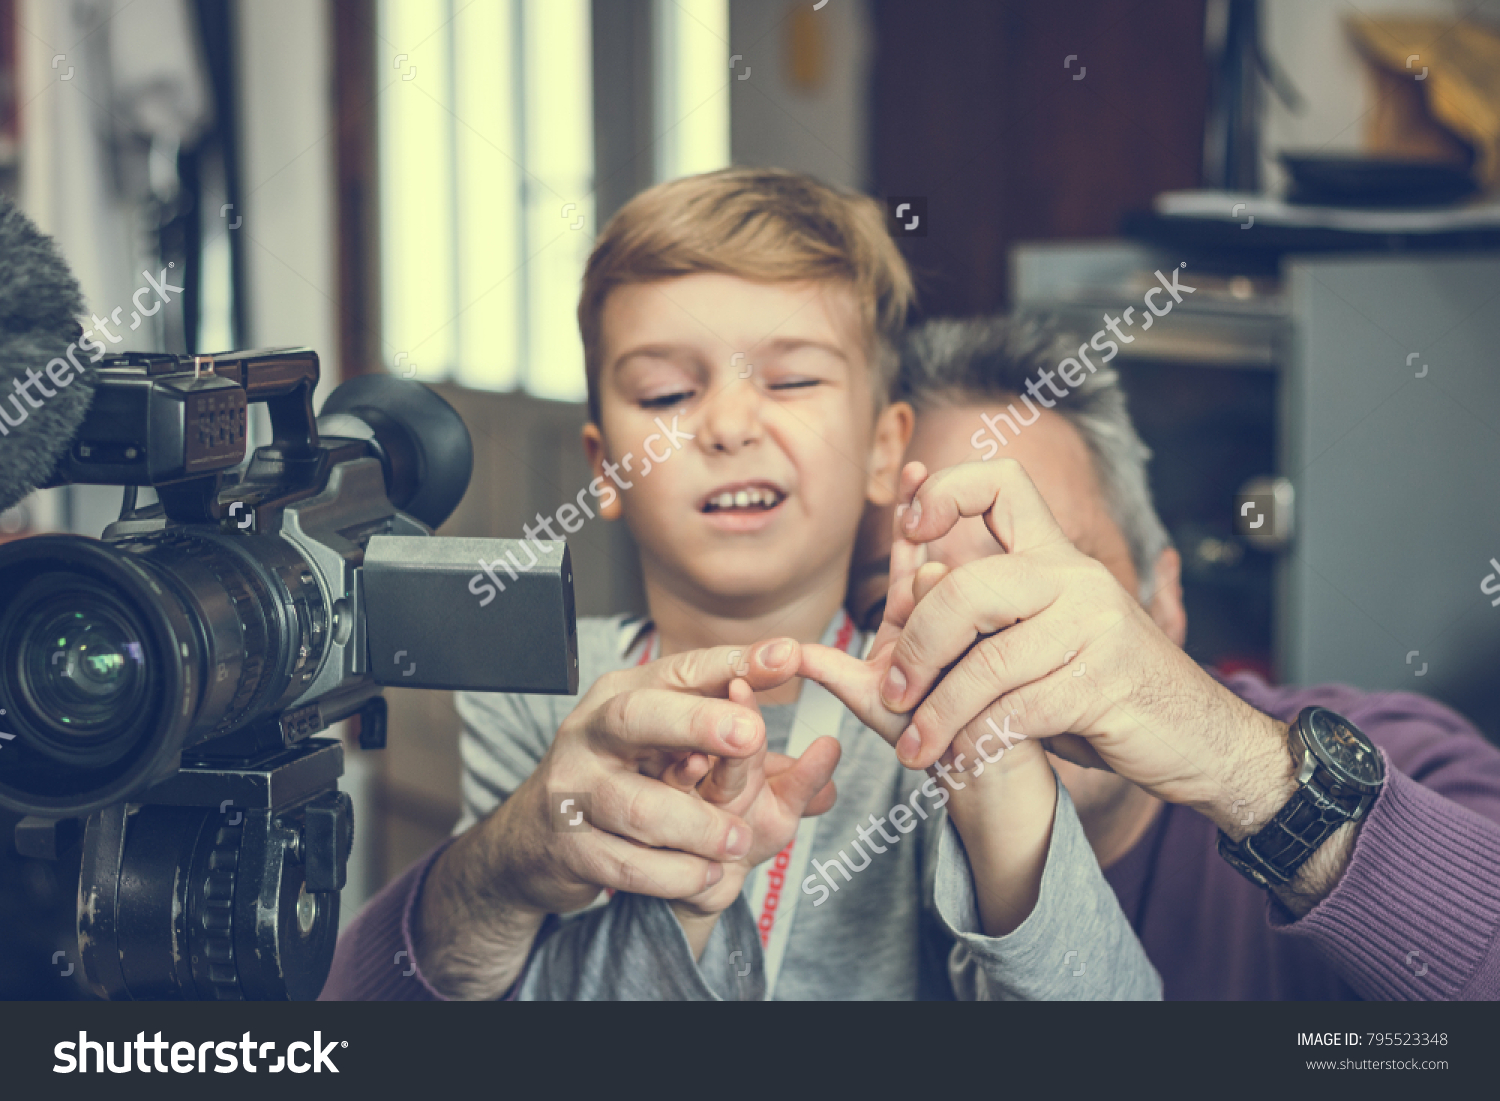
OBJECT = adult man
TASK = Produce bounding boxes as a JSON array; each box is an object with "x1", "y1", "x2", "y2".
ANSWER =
[{"x1": 807, "y1": 316, "x2": 1500, "y2": 999}]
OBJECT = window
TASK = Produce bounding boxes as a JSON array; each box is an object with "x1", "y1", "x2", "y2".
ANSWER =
[
  {"x1": 378, "y1": 0, "x2": 593, "y2": 400},
  {"x1": 377, "y1": 0, "x2": 731, "y2": 400},
  {"x1": 653, "y1": 0, "x2": 730, "y2": 183}
]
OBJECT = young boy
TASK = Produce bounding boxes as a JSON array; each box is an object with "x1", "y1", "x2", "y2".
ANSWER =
[{"x1": 322, "y1": 168, "x2": 1159, "y2": 1000}]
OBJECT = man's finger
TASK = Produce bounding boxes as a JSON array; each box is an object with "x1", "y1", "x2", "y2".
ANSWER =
[
  {"x1": 881, "y1": 463, "x2": 931, "y2": 632},
  {"x1": 912, "y1": 561, "x2": 949, "y2": 605},
  {"x1": 896, "y1": 460, "x2": 928, "y2": 509},
  {"x1": 639, "y1": 639, "x2": 804, "y2": 697},
  {"x1": 589, "y1": 770, "x2": 753, "y2": 861},
  {"x1": 655, "y1": 751, "x2": 712, "y2": 791},
  {"x1": 698, "y1": 678, "x2": 762, "y2": 804},
  {"x1": 900, "y1": 458, "x2": 1070, "y2": 558},
  {"x1": 901, "y1": 615, "x2": 1074, "y2": 768},
  {"x1": 587, "y1": 688, "x2": 766, "y2": 759},
  {"x1": 581, "y1": 829, "x2": 728, "y2": 900},
  {"x1": 925, "y1": 667, "x2": 1096, "y2": 773},
  {"x1": 881, "y1": 553, "x2": 1060, "y2": 716}
]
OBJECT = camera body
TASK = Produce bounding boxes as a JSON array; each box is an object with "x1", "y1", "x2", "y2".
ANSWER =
[{"x1": 0, "y1": 348, "x2": 577, "y2": 999}]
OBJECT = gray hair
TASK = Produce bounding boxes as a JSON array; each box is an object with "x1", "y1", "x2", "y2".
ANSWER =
[{"x1": 893, "y1": 315, "x2": 1172, "y2": 602}]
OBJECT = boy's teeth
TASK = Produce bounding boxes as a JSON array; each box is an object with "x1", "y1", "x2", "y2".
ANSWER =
[{"x1": 706, "y1": 487, "x2": 782, "y2": 511}]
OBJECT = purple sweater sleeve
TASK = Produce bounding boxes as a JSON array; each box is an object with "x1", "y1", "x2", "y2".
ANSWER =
[
  {"x1": 319, "y1": 838, "x2": 559, "y2": 1001},
  {"x1": 1223, "y1": 675, "x2": 1500, "y2": 1000},
  {"x1": 318, "y1": 839, "x2": 457, "y2": 1000}
]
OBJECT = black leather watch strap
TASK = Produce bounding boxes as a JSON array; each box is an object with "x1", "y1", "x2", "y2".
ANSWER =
[
  {"x1": 1217, "y1": 782, "x2": 1350, "y2": 888},
  {"x1": 1217, "y1": 707, "x2": 1384, "y2": 889}
]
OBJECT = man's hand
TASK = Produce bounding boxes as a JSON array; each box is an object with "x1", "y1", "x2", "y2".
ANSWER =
[
  {"x1": 802, "y1": 463, "x2": 1053, "y2": 775},
  {"x1": 849, "y1": 459, "x2": 1295, "y2": 837},
  {"x1": 666, "y1": 678, "x2": 841, "y2": 956},
  {"x1": 674, "y1": 677, "x2": 841, "y2": 909},
  {"x1": 799, "y1": 465, "x2": 1057, "y2": 936},
  {"x1": 412, "y1": 639, "x2": 811, "y2": 999}
]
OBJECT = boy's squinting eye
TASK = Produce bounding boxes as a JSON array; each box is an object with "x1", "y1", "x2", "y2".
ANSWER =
[
  {"x1": 767, "y1": 378, "x2": 822, "y2": 392},
  {"x1": 639, "y1": 389, "x2": 695, "y2": 410}
]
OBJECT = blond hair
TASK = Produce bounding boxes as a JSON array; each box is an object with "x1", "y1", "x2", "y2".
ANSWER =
[{"x1": 578, "y1": 167, "x2": 915, "y2": 423}]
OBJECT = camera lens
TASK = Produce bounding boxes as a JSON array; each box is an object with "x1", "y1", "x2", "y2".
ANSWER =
[
  {"x1": 0, "y1": 535, "x2": 194, "y2": 816},
  {"x1": 0, "y1": 531, "x2": 314, "y2": 817},
  {"x1": 15, "y1": 595, "x2": 151, "y2": 765}
]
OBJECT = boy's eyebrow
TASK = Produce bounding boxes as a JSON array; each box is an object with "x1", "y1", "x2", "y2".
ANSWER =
[
  {"x1": 609, "y1": 336, "x2": 850, "y2": 375},
  {"x1": 609, "y1": 343, "x2": 701, "y2": 374},
  {"x1": 755, "y1": 337, "x2": 850, "y2": 363}
]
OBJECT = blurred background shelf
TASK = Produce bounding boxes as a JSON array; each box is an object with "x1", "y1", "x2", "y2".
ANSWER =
[{"x1": 1014, "y1": 240, "x2": 1500, "y2": 735}]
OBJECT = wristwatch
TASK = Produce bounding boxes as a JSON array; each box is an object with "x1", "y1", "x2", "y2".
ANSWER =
[{"x1": 1217, "y1": 706, "x2": 1386, "y2": 889}]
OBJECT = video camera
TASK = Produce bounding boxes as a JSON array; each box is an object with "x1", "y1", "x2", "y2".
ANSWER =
[{"x1": 0, "y1": 348, "x2": 577, "y2": 1000}]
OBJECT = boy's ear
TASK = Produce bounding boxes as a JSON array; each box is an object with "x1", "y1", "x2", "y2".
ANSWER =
[
  {"x1": 581, "y1": 422, "x2": 624, "y2": 520},
  {"x1": 866, "y1": 400, "x2": 914, "y2": 507}
]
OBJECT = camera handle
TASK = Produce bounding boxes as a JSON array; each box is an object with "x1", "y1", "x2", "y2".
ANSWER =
[
  {"x1": 210, "y1": 348, "x2": 322, "y2": 461},
  {"x1": 152, "y1": 349, "x2": 324, "y2": 526}
]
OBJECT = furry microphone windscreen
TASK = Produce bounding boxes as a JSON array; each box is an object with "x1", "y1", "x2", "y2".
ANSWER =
[{"x1": 0, "y1": 196, "x2": 94, "y2": 512}]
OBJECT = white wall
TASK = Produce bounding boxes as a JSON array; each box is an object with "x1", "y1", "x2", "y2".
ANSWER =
[
  {"x1": 729, "y1": 0, "x2": 872, "y2": 191},
  {"x1": 234, "y1": 0, "x2": 339, "y2": 407},
  {"x1": 18, "y1": 0, "x2": 132, "y2": 324}
]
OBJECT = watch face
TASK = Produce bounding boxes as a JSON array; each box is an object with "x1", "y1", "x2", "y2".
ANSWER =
[{"x1": 1307, "y1": 709, "x2": 1383, "y2": 786}]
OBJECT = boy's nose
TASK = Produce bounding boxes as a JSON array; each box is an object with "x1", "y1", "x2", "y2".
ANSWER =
[{"x1": 697, "y1": 382, "x2": 764, "y2": 454}]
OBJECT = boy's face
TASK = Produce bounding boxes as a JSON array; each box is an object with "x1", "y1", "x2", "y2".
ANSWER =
[{"x1": 584, "y1": 273, "x2": 909, "y2": 614}]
